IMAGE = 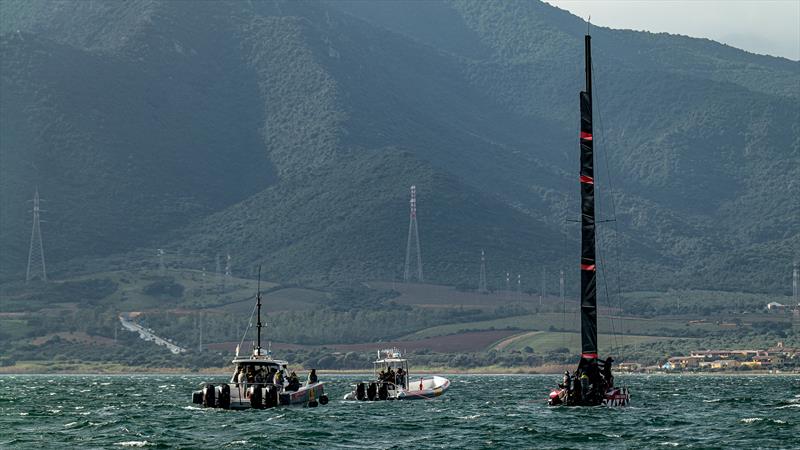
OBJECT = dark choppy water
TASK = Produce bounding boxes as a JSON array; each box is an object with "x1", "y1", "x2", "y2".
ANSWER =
[{"x1": 1, "y1": 374, "x2": 798, "y2": 449}]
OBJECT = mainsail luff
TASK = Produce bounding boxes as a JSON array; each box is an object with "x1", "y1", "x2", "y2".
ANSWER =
[{"x1": 579, "y1": 34, "x2": 598, "y2": 359}]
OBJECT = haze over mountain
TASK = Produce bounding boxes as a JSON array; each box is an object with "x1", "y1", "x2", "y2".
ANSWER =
[{"x1": 1, "y1": 0, "x2": 797, "y2": 294}]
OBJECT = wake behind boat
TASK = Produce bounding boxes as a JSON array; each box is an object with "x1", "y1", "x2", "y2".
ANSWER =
[
  {"x1": 344, "y1": 349, "x2": 450, "y2": 401},
  {"x1": 191, "y1": 267, "x2": 328, "y2": 409},
  {"x1": 547, "y1": 30, "x2": 630, "y2": 407}
]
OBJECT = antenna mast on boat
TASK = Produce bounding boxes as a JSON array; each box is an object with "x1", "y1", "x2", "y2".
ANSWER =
[{"x1": 256, "y1": 265, "x2": 262, "y2": 354}]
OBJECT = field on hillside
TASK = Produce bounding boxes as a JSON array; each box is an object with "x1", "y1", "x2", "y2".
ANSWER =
[
  {"x1": 0, "y1": 269, "x2": 328, "y2": 315},
  {"x1": 400, "y1": 312, "x2": 723, "y2": 340},
  {"x1": 368, "y1": 281, "x2": 567, "y2": 310},
  {"x1": 209, "y1": 329, "x2": 521, "y2": 354},
  {"x1": 492, "y1": 331, "x2": 683, "y2": 354}
]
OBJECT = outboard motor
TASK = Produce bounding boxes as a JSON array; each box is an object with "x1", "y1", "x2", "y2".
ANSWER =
[
  {"x1": 378, "y1": 382, "x2": 389, "y2": 400},
  {"x1": 218, "y1": 384, "x2": 231, "y2": 409},
  {"x1": 356, "y1": 382, "x2": 366, "y2": 401},
  {"x1": 319, "y1": 394, "x2": 329, "y2": 405},
  {"x1": 192, "y1": 391, "x2": 203, "y2": 404},
  {"x1": 264, "y1": 385, "x2": 278, "y2": 408},
  {"x1": 367, "y1": 382, "x2": 377, "y2": 401},
  {"x1": 203, "y1": 384, "x2": 216, "y2": 408},
  {"x1": 249, "y1": 386, "x2": 263, "y2": 409}
]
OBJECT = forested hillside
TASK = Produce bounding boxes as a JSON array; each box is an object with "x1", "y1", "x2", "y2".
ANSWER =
[{"x1": 1, "y1": 0, "x2": 797, "y2": 294}]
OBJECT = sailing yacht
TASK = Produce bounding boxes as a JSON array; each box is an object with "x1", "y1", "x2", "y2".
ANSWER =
[{"x1": 548, "y1": 31, "x2": 630, "y2": 407}]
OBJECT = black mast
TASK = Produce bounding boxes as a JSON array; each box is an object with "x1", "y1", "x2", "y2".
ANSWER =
[
  {"x1": 256, "y1": 265, "x2": 262, "y2": 354},
  {"x1": 579, "y1": 34, "x2": 598, "y2": 361}
]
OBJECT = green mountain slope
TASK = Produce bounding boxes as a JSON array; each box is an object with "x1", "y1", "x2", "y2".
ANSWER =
[{"x1": 0, "y1": 0, "x2": 797, "y2": 294}]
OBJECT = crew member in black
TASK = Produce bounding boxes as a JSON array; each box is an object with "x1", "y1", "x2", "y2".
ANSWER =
[
  {"x1": 560, "y1": 371, "x2": 572, "y2": 390},
  {"x1": 602, "y1": 357, "x2": 614, "y2": 389},
  {"x1": 573, "y1": 373, "x2": 583, "y2": 404},
  {"x1": 287, "y1": 371, "x2": 300, "y2": 391},
  {"x1": 395, "y1": 367, "x2": 406, "y2": 388},
  {"x1": 307, "y1": 368, "x2": 318, "y2": 385}
]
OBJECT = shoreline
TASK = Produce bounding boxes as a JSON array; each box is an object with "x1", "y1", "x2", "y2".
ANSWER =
[{"x1": 1, "y1": 362, "x2": 795, "y2": 376}]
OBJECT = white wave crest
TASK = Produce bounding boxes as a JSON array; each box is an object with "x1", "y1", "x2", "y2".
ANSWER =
[{"x1": 740, "y1": 417, "x2": 762, "y2": 423}]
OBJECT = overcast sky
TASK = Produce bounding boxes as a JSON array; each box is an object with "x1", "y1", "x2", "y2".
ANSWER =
[{"x1": 545, "y1": 0, "x2": 800, "y2": 60}]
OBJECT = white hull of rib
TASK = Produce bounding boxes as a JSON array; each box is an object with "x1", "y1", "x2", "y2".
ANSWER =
[{"x1": 343, "y1": 376, "x2": 450, "y2": 401}]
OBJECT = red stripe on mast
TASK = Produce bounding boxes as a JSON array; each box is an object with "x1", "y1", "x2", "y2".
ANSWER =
[
  {"x1": 580, "y1": 175, "x2": 594, "y2": 185},
  {"x1": 580, "y1": 264, "x2": 596, "y2": 271},
  {"x1": 580, "y1": 131, "x2": 593, "y2": 140}
]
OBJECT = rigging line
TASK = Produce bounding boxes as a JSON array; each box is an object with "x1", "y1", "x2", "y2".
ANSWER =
[
  {"x1": 562, "y1": 222, "x2": 568, "y2": 349},
  {"x1": 593, "y1": 63, "x2": 628, "y2": 358},
  {"x1": 238, "y1": 297, "x2": 259, "y2": 353},
  {"x1": 591, "y1": 62, "x2": 627, "y2": 353},
  {"x1": 596, "y1": 229, "x2": 618, "y2": 353},
  {"x1": 590, "y1": 58, "x2": 622, "y2": 354}
]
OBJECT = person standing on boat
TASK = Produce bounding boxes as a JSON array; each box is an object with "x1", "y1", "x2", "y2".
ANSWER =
[
  {"x1": 579, "y1": 371, "x2": 589, "y2": 403},
  {"x1": 307, "y1": 369, "x2": 318, "y2": 385},
  {"x1": 254, "y1": 368, "x2": 265, "y2": 385},
  {"x1": 560, "y1": 371, "x2": 572, "y2": 391},
  {"x1": 272, "y1": 367, "x2": 284, "y2": 387},
  {"x1": 237, "y1": 367, "x2": 247, "y2": 387},
  {"x1": 395, "y1": 367, "x2": 406, "y2": 388},
  {"x1": 287, "y1": 371, "x2": 300, "y2": 391},
  {"x1": 602, "y1": 357, "x2": 614, "y2": 390},
  {"x1": 572, "y1": 374, "x2": 582, "y2": 404}
]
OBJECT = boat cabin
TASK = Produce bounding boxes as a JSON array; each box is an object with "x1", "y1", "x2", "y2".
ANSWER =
[
  {"x1": 373, "y1": 348, "x2": 409, "y2": 388},
  {"x1": 229, "y1": 351, "x2": 288, "y2": 384}
]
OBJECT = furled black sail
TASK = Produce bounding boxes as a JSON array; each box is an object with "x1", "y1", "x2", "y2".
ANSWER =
[{"x1": 579, "y1": 35, "x2": 598, "y2": 361}]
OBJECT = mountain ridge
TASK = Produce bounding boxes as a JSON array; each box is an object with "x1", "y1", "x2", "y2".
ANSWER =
[{"x1": 1, "y1": 0, "x2": 797, "y2": 294}]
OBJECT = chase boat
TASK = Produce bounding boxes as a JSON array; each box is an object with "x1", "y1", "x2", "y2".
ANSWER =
[
  {"x1": 343, "y1": 349, "x2": 450, "y2": 401},
  {"x1": 191, "y1": 268, "x2": 328, "y2": 409}
]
